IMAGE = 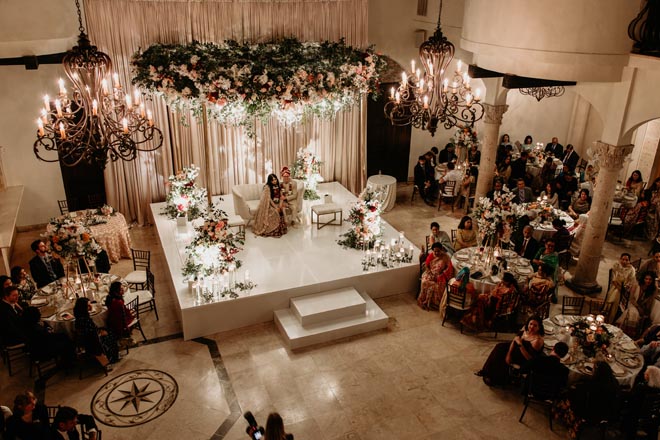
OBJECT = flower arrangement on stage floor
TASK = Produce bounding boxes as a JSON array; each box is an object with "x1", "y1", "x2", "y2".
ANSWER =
[
  {"x1": 569, "y1": 315, "x2": 612, "y2": 358},
  {"x1": 337, "y1": 189, "x2": 383, "y2": 250},
  {"x1": 472, "y1": 186, "x2": 519, "y2": 246},
  {"x1": 132, "y1": 38, "x2": 386, "y2": 136},
  {"x1": 162, "y1": 164, "x2": 207, "y2": 221},
  {"x1": 291, "y1": 148, "x2": 323, "y2": 200},
  {"x1": 43, "y1": 218, "x2": 102, "y2": 263}
]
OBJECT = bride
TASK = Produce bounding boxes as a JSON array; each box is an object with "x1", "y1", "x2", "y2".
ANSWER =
[{"x1": 253, "y1": 174, "x2": 288, "y2": 237}]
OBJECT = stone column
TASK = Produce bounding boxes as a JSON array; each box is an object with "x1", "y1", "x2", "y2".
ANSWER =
[
  {"x1": 566, "y1": 141, "x2": 634, "y2": 294},
  {"x1": 474, "y1": 104, "x2": 509, "y2": 203}
]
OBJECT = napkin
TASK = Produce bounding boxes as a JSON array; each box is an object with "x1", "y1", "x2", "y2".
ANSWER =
[
  {"x1": 30, "y1": 298, "x2": 49, "y2": 306},
  {"x1": 59, "y1": 312, "x2": 74, "y2": 321}
]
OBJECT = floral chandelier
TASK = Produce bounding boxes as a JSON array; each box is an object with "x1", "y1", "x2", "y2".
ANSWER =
[
  {"x1": 383, "y1": 0, "x2": 484, "y2": 136},
  {"x1": 33, "y1": 0, "x2": 163, "y2": 168},
  {"x1": 131, "y1": 38, "x2": 384, "y2": 136}
]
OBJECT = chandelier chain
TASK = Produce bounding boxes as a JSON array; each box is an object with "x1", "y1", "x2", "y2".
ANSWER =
[{"x1": 74, "y1": 0, "x2": 86, "y2": 35}]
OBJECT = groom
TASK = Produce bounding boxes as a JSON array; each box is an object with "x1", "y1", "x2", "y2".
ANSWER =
[{"x1": 280, "y1": 166, "x2": 299, "y2": 225}]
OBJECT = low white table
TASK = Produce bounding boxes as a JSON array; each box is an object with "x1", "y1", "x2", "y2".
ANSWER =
[
  {"x1": 311, "y1": 203, "x2": 343, "y2": 229},
  {"x1": 366, "y1": 174, "x2": 397, "y2": 212}
]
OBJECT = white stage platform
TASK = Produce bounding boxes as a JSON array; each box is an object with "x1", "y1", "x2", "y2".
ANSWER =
[{"x1": 151, "y1": 182, "x2": 419, "y2": 340}]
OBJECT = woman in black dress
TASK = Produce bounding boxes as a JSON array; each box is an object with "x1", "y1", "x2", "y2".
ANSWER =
[
  {"x1": 4, "y1": 393, "x2": 50, "y2": 440},
  {"x1": 476, "y1": 315, "x2": 545, "y2": 386},
  {"x1": 74, "y1": 297, "x2": 119, "y2": 366}
]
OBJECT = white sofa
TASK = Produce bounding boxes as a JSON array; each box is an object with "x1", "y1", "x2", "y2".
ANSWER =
[{"x1": 232, "y1": 180, "x2": 304, "y2": 225}]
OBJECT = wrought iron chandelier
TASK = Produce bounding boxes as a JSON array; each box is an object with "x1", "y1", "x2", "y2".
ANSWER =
[
  {"x1": 33, "y1": 0, "x2": 163, "y2": 168},
  {"x1": 383, "y1": 0, "x2": 484, "y2": 136},
  {"x1": 519, "y1": 86, "x2": 565, "y2": 102}
]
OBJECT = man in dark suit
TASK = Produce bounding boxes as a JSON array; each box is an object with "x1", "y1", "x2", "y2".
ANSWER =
[
  {"x1": 414, "y1": 156, "x2": 436, "y2": 206},
  {"x1": 438, "y1": 143, "x2": 457, "y2": 164},
  {"x1": 562, "y1": 144, "x2": 579, "y2": 170},
  {"x1": 0, "y1": 285, "x2": 25, "y2": 345},
  {"x1": 513, "y1": 178, "x2": 534, "y2": 204},
  {"x1": 545, "y1": 137, "x2": 564, "y2": 159},
  {"x1": 29, "y1": 239, "x2": 65, "y2": 288},
  {"x1": 521, "y1": 342, "x2": 570, "y2": 397},
  {"x1": 510, "y1": 151, "x2": 530, "y2": 186},
  {"x1": 486, "y1": 179, "x2": 504, "y2": 200},
  {"x1": 515, "y1": 225, "x2": 540, "y2": 260},
  {"x1": 51, "y1": 406, "x2": 99, "y2": 440}
]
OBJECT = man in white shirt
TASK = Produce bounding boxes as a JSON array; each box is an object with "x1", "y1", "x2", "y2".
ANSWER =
[{"x1": 439, "y1": 162, "x2": 463, "y2": 196}]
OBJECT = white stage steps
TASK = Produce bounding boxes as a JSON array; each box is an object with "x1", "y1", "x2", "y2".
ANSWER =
[{"x1": 274, "y1": 287, "x2": 388, "y2": 349}]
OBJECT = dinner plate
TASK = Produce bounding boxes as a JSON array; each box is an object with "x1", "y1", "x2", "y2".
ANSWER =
[
  {"x1": 515, "y1": 266, "x2": 534, "y2": 275},
  {"x1": 455, "y1": 253, "x2": 470, "y2": 261},
  {"x1": 610, "y1": 362, "x2": 626, "y2": 377},
  {"x1": 89, "y1": 304, "x2": 102, "y2": 316},
  {"x1": 543, "y1": 338, "x2": 558, "y2": 349},
  {"x1": 545, "y1": 324, "x2": 555, "y2": 335},
  {"x1": 502, "y1": 250, "x2": 517, "y2": 259},
  {"x1": 617, "y1": 356, "x2": 641, "y2": 369},
  {"x1": 30, "y1": 297, "x2": 49, "y2": 307},
  {"x1": 561, "y1": 354, "x2": 578, "y2": 365},
  {"x1": 619, "y1": 341, "x2": 638, "y2": 353},
  {"x1": 58, "y1": 311, "x2": 74, "y2": 321},
  {"x1": 578, "y1": 362, "x2": 594, "y2": 375},
  {"x1": 552, "y1": 315, "x2": 567, "y2": 326}
]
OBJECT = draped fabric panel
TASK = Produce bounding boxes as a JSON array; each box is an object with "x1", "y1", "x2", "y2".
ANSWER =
[{"x1": 83, "y1": 0, "x2": 368, "y2": 223}]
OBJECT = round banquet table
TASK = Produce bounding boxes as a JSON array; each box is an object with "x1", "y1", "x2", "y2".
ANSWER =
[
  {"x1": 524, "y1": 209, "x2": 575, "y2": 242},
  {"x1": 68, "y1": 211, "x2": 132, "y2": 263},
  {"x1": 542, "y1": 315, "x2": 643, "y2": 388},
  {"x1": 366, "y1": 174, "x2": 397, "y2": 212},
  {"x1": 451, "y1": 246, "x2": 535, "y2": 293},
  {"x1": 29, "y1": 273, "x2": 125, "y2": 339}
]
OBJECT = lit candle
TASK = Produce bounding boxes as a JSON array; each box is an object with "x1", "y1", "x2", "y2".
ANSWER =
[
  {"x1": 101, "y1": 79, "x2": 109, "y2": 95},
  {"x1": 395, "y1": 91, "x2": 400, "y2": 104},
  {"x1": 147, "y1": 109, "x2": 153, "y2": 126},
  {"x1": 125, "y1": 94, "x2": 132, "y2": 109},
  {"x1": 58, "y1": 78, "x2": 66, "y2": 95},
  {"x1": 419, "y1": 78, "x2": 425, "y2": 90},
  {"x1": 475, "y1": 88, "x2": 482, "y2": 101},
  {"x1": 390, "y1": 87, "x2": 395, "y2": 99},
  {"x1": 452, "y1": 82, "x2": 458, "y2": 93},
  {"x1": 463, "y1": 73, "x2": 470, "y2": 86},
  {"x1": 54, "y1": 99, "x2": 62, "y2": 117},
  {"x1": 416, "y1": 68, "x2": 421, "y2": 79},
  {"x1": 429, "y1": 62, "x2": 433, "y2": 76},
  {"x1": 410, "y1": 59, "x2": 415, "y2": 72},
  {"x1": 245, "y1": 270, "x2": 250, "y2": 282},
  {"x1": 37, "y1": 119, "x2": 44, "y2": 137},
  {"x1": 59, "y1": 122, "x2": 66, "y2": 139},
  {"x1": 596, "y1": 315, "x2": 604, "y2": 324},
  {"x1": 443, "y1": 79, "x2": 449, "y2": 92},
  {"x1": 456, "y1": 60, "x2": 462, "y2": 73},
  {"x1": 390, "y1": 238, "x2": 396, "y2": 247},
  {"x1": 589, "y1": 325, "x2": 597, "y2": 332},
  {"x1": 401, "y1": 72, "x2": 408, "y2": 86},
  {"x1": 122, "y1": 118, "x2": 128, "y2": 133},
  {"x1": 133, "y1": 88, "x2": 141, "y2": 105},
  {"x1": 586, "y1": 315, "x2": 594, "y2": 323},
  {"x1": 43, "y1": 95, "x2": 50, "y2": 110},
  {"x1": 399, "y1": 233, "x2": 404, "y2": 242},
  {"x1": 113, "y1": 72, "x2": 120, "y2": 88},
  {"x1": 139, "y1": 103, "x2": 146, "y2": 118},
  {"x1": 92, "y1": 99, "x2": 98, "y2": 116},
  {"x1": 465, "y1": 94, "x2": 473, "y2": 107},
  {"x1": 423, "y1": 95, "x2": 429, "y2": 109},
  {"x1": 40, "y1": 109, "x2": 47, "y2": 123}
]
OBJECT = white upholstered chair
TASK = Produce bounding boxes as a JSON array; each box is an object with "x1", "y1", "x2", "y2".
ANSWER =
[{"x1": 231, "y1": 183, "x2": 263, "y2": 225}]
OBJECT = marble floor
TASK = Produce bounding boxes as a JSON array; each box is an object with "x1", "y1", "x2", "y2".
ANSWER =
[{"x1": 1, "y1": 183, "x2": 649, "y2": 439}]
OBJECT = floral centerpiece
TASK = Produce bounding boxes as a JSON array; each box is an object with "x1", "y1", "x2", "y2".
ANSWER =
[
  {"x1": 43, "y1": 218, "x2": 103, "y2": 263},
  {"x1": 162, "y1": 165, "x2": 207, "y2": 221},
  {"x1": 450, "y1": 126, "x2": 479, "y2": 163},
  {"x1": 291, "y1": 148, "x2": 323, "y2": 200},
  {"x1": 132, "y1": 38, "x2": 386, "y2": 136},
  {"x1": 182, "y1": 208, "x2": 243, "y2": 279},
  {"x1": 569, "y1": 316, "x2": 612, "y2": 358},
  {"x1": 337, "y1": 190, "x2": 383, "y2": 249},
  {"x1": 472, "y1": 185, "x2": 519, "y2": 246},
  {"x1": 99, "y1": 204, "x2": 114, "y2": 216}
]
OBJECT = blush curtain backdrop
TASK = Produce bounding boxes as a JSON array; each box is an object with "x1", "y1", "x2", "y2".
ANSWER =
[{"x1": 83, "y1": 0, "x2": 369, "y2": 224}]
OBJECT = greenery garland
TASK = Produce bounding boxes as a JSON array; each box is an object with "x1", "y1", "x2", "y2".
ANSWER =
[{"x1": 132, "y1": 38, "x2": 385, "y2": 135}]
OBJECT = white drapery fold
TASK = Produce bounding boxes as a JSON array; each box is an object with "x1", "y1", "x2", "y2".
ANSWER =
[{"x1": 83, "y1": 0, "x2": 368, "y2": 223}]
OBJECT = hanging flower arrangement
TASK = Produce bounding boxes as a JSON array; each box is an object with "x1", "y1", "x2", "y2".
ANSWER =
[
  {"x1": 337, "y1": 190, "x2": 383, "y2": 249},
  {"x1": 182, "y1": 207, "x2": 244, "y2": 279},
  {"x1": 162, "y1": 164, "x2": 207, "y2": 220},
  {"x1": 291, "y1": 148, "x2": 323, "y2": 200},
  {"x1": 132, "y1": 38, "x2": 385, "y2": 136}
]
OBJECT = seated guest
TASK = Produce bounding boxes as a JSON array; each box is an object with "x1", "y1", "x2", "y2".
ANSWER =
[
  {"x1": 627, "y1": 169, "x2": 645, "y2": 198},
  {"x1": 10, "y1": 266, "x2": 37, "y2": 303},
  {"x1": 531, "y1": 239, "x2": 559, "y2": 301},
  {"x1": 23, "y1": 306, "x2": 75, "y2": 368},
  {"x1": 454, "y1": 216, "x2": 478, "y2": 251},
  {"x1": 545, "y1": 136, "x2": 564, "y2": 158},
  {"x1": 51, "y1": 406, "x2": 98, "y2": 440},
  {"x1": 424, "y1": 151, "x2": 436, "y2": 169},
  {"x1": 496, "y1": 156, "x2": 512, "y2": 183},
  {"x1": 513, "y1": 178, "x2": 533, "y2": 204},
  {"x1": 520, "y1": 341, "x2": 569, "y2": 393},
  {"x1": 510, "y1": 152, "x2": 530, "y2": 187},
  {"x1": 551, "y1": 218, "x2": 571, "y2": 253},
  {"x1": 639, "y1": 250, "x2": 660, "y2": 281},
  {"x1": 554, "y1": 362, "x2": 620, "y2": 438},
  {"x1": 461, "y1": 272, "x2": 518, "y2": 332},
  {"x1": 568, "y1": 189, "x2": 591, "y2": 219},
  {"x1": 427, "y1": 222, "x2": 455, "y2": 256},
  {"x1": 515, "y1": 225, "x2": 539, "y2": 260},
  {"x1": 5, "y1": 393, "x2": 50, "y2": 440},
  {"x1": 539, "y1": 183, "x2": 559, "y2": 208},
  {"x1": 605, "y1": 253, "x2": 637, "y2": 323},
  {"x1": 638, "y1": 323, "x2": 660, "y2": 348},
  {"x1": 519, "y1": 135, "x2": 534, "y2": 153},
  {"x1": 561, "y1": 144, "x2": 579, "y2": 170},
  {"x1": 418, "y1": 243, "x2": 453, "y2": 310},
  {"x1": 569, "y1": 213, "x2": 589, "y2": 257},
  {"x1": 622, "y1": 365, "x2": 660, "y2": 439},
  {"x1": 0, "y1": 275, "x2": 12, "y2": 289},
  {"x1": 438, "y1": 142, "x2": 457, "y2": 164},
  {"x1": 617, "y1": 272, "x2": 657, "y2": 336},
  {"x1": 486, "y1": 179, "x2": 505, "y2": 201},
  {"x1": 476, "y1": 315, "x2": 544, "y2": 386},
  {"x1": 429, "y1": 146, "x2": 439, "y2": 166},
  {"x1": 28, "y1": 240, "x2": 65, "y2": 288},
  {"x1": 104, "y1": 281, "x2": 134, "y2": 339},
  {"x1": 74, "y1": 298, "x2": 119, "y2": 367},
  {"x1": 0, "y1": 286, "x2": 25, "y2": 345},
  {"x1": 439, "y1": 162, "x2": 463, "y2": 196},
  {"x1": 414, "y1": 156, "x2": 436, "y2": 206},
  {"x1": 467, "y1": 143, "x2": 481, "y2": 165},
  {"x1": 519, "y1": 263, "x2": 555, "y2": 321},
  {"x1": 554, "y1": 166, "x2": 578, "y2": 210}
]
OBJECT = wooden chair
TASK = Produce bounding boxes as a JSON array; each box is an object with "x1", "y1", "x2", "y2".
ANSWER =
[
  {"x1": 607, "y1": 207, "x2": 624, "y2": 240},
  {"x1": 125, "y1": 249, "x2": 151, "y2": 290},
  {"x1": 0, "y1": 337, "x2": 28, "y2": 376},
  {"x1": 437, "y1": 180, "x2": 457, "y2": 212},
  {"x1": 519, "y1": 371, "x2": 563, "y2": 430},
  {"x1": 124, "y1": 270, "x2": 158, "y2": 320},
  {"x1": 631, "y1": 258, "x2": 642, "y2": 272},
  {"x1": 74, "y1": 332, "x2": 109, "y2": 379},
  {"x1": 126, "y1": 296, "x2": 147, "y2": 342},
  {"x1": 493, "y1": 291, "x2": 519, "y2": 337},
  {"x1": 450, "y1": 229, "x2": 458, "y2": 244},
  {"x1": 442, "y1": 282, "x2": 474, "y2": 333},
  {"x1": 561, "y1": 296, "x2": 585, "y2": 316},
  {"x1": 46, "y1": 405, "x2": 60, "y2": 424},
  {"x1": 58, "y1": 199, "x2": 69, "y2": 215},
  {"x1": 465, "y1": 180, "x2": 477, "y2": 214},
  {"x1": 411, "y1": 184, "x2": 419, "y2": 205},
  {"x1": 29, "y1": 352, "x2": 58, "y2": 380},
  {"x1": 87, "y1": 193, "x2": 104, "y2": 209},
  {"x1": 558, "y1": 235, "x2": 574, "y2": 270}
]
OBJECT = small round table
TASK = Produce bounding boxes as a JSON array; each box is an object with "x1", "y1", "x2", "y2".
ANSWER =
[{"x1": 366, "y1": 174, "x2": 397, "y2": 212}]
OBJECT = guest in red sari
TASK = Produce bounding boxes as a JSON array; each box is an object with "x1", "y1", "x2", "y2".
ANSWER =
[
  {"x1": 418, "y1": 242, "x2": 453, "y2": 310},
  {"x1": 461, "y1": 272, "x2": 518, "y2": 331},
  {"x1": 104, "y1": 281, "x2": 134, "y2": 339}
]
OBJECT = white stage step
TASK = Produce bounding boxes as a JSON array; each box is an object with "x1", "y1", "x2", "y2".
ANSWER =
[
  {"x1": 274, "y1": 289, "x2": 388, "y2": 349},
  {"x1": 291, "y1": 287, "x2": 366, "y2": 326}
]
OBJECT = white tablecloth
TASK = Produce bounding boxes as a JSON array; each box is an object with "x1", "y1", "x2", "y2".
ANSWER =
[
  {"x1": 366, "y1": 174, "x2": 397, "y2": 212},
  {"x1": 451, "y1": 246, "x2": 534, "y2": 292},
  {"x1": 543, "y1": 315, "x2": 643, "y2": 388}
]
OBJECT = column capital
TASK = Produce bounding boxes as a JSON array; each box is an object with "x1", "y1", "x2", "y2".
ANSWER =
[
  {"x1": 482, "y1": 103, "x2": 509, "y2": 125},
  {"x1": 589, "y1": 141, "x2": 635, "y2": 169}
]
